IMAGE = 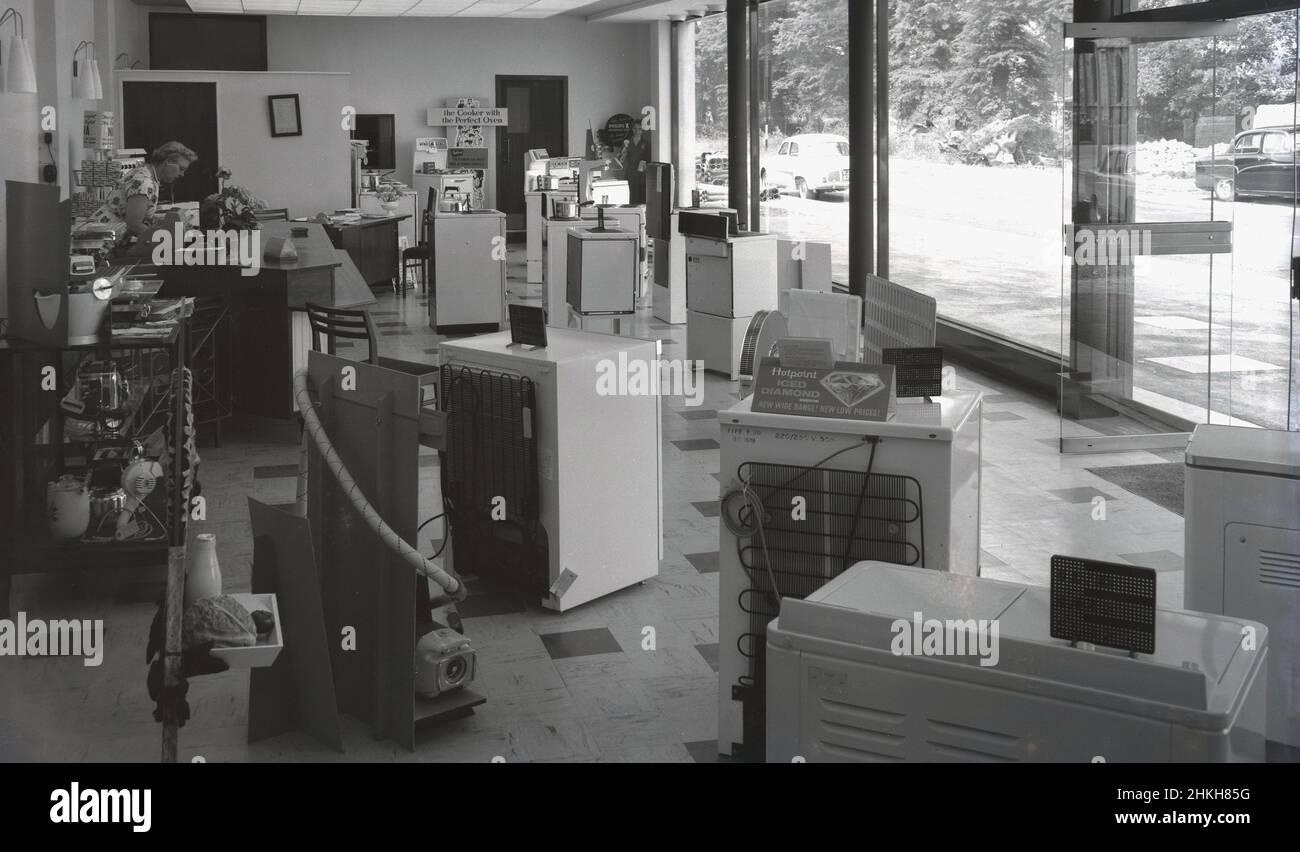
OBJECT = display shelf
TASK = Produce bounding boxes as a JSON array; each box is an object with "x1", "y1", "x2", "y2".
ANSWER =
[
  {"x1": 5, "y1": 521, "x2": 168, "y2": 573},
  {"x1": 1, "y1": 322, "x2": 191, "y2": 617}
]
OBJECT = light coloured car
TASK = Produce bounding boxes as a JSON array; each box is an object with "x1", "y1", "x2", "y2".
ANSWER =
[{"x1": 761, "y1": 133, "x2": 850, "y2": 198}]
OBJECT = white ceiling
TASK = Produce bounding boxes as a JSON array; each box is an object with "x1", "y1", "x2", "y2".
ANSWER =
[{"x1": 184, "y1": 0, "x2": 725, "y2": 20}]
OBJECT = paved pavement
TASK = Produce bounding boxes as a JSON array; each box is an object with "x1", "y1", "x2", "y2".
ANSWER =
[{"x1": 730, "y1": 158, "x2": 1298, "y2": 430}]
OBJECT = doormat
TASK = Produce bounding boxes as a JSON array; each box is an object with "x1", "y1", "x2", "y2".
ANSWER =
[{"x1": 1084, "y1": 462, "x2": 1184, "y2": 517}]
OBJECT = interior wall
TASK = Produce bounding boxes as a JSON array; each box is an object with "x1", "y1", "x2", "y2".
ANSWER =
[
  {"x1": 113, "y1": 70, "x2": 352, "y2": 218},
  {"x1": 1, "y1": 0, "x2": 44, "y2": 321},
  {"x1": 263, "y1": 15, "x2": 654, "y2": 206},
  {"x1": 111, "y1": 0, "x2": 148, "y2": 72}
]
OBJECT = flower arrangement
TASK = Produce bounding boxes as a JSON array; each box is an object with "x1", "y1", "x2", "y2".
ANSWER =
[
  {"x1": 375, "y1": 184, "x2": 404, "y2": 203},
  {"x1": 200, "y1": 183, "x2": 265, "y2": 231}
]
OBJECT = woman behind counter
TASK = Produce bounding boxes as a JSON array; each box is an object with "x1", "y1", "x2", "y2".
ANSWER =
[{"x1": 89, "y1": 141, "x2": 197, "y2": 240}]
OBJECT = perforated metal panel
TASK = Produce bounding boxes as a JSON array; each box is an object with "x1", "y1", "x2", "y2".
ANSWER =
[
  {"x1": 883, "y1": 347, "x2": 944, "y2": 398},
  {"x1": 1050, "y1": 555, "x2": 1156, "y2": 654},
  {"x1": 862, "y1": 274, "x2": 937, "y2": 364}
]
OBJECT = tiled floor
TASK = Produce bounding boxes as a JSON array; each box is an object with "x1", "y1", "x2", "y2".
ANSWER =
[{"x1": 5, "y1": 247, "x2": 1283, "y2": 764}]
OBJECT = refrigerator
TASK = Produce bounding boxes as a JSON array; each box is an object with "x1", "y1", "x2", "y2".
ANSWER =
[
  {"x1": 438, "y1": 330, "x2": 663, "y2": 611},
  {"x1": 430, "y1": 210, "x2": 506, "y2": 334}
]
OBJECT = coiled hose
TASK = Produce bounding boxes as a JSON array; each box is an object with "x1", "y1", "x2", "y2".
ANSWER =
[{"x1": 292, "y1": 369, "x2": 466, "y2": 601}]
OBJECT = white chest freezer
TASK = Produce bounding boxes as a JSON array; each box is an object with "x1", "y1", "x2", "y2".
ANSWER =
[
  {"x1": 717, "y1": 391, "x2": 983, "y2": 757},
  {"x1": 438, "y1": 330, "x2": 662, "y2": 611},
  {"x1": 767, "y1": 562, "x2": 1269, "y2": 762},
  {"x1": 1185, "y1": 424, "x2": 1300, "y2": 747}
]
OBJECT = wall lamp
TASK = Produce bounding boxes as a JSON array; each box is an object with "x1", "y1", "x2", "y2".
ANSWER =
[
  {"x1": 0, "y1": 7, "x2": 37, "y2": 94},
  {"x1": 73, "y1": 40, "x2": 102, "y2": 100}
]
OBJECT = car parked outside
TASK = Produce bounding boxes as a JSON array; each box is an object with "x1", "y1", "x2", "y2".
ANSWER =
[
  {"x1": 761, "y1": 133, "x2": 850, "y2": 199},
  {"x1": 1195, "y1": 126, "x2": 1298, "y2": 201}
]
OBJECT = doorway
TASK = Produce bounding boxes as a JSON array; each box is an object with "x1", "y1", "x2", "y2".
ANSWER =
[
  {"x1": 121, "y1": 81, "x2": 219, "y2": 203},
  {"x1": 1060, "y1": 10, "x2": 1300, "y2": 449},
  {"x1": 496, "y1": 75, "x2": 568, "y2": 231}
]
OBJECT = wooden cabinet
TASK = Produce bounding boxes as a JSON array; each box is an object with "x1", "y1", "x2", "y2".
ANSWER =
[{"x1": 325, "y1": 217, "x2": 406, "y2": 290}]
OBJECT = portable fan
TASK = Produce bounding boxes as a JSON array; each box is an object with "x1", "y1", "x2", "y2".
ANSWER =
[
  {"x1": 116, "y1": 457, "x2": 164, "y2": 541},
  {"x1": 737, "y1": 310, "x2": 788, "y2": 399}
]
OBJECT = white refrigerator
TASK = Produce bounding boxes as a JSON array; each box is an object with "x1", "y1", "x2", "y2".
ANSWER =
[{"x1": 438, "y1": 329, "x2": 663, "y2": 611}]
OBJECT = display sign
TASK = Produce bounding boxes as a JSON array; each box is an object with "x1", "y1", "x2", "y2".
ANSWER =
[
  {"x1": 751, "y1": 359, "x2": 896, "y2": 421},
  {"x1": 1049, "y1": 555, "x2": 1156, "y2": 655},
  {"x1": 415, "y1": 137, "x2": 447, "y2": 153},
  {"x1": 777, "y1": 337, "x2": 834, "y2": 370},
  {"x1": 83, "y1": 111, "x2": 115, "y2": 150},
  {"x1": 427, "y1": 107, "x2": 508, "y2": 127},
  {"x1": 508, "y1": 303, "x2": 547, "y2": 348},
  {"x1": 604, "y1": 113, "x2": 636, "y2": 147},
  {"x1": 882, "y1": 346, "x2": 944, "y2": 398},
  {"x1": 447, "y1": 148, "x2": 489, "y2": 170}
]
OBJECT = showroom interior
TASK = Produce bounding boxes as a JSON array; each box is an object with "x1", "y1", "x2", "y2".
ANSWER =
[{"x1": 0, "y1": 0, "x2": 1297, "y2": 763}]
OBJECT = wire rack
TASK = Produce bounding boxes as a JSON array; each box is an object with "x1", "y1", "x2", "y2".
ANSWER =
[{"x1": 439, "y1": 364, "x2": 547, "y2": 594}]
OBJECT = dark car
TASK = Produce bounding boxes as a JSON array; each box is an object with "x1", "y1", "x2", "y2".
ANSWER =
[{"x1": 1195, "y1": 126, "x2": 1298, "y2": 201}]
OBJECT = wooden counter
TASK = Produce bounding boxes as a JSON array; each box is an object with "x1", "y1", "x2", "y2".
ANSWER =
[
  {"x1": 320, "y1": 215, "x2": 409, "y2": 291},
  {"x1": 155, "y1": 221, "x2": 376, "y2": 419}
]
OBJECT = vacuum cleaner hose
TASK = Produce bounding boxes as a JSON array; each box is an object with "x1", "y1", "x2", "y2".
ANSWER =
[{"x1": 292, "y1": 369, "x2": 466, "y2": 601}]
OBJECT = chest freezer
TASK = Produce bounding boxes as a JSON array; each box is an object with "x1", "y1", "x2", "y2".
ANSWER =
[
  {"x1": 717, "y1": 392, "x2": 983, "y2": 757},
  {"x1": 767, "y1": 562, "x2": 1269, "y2": 762},
  {"x1": 1185, "y1": 424, "x2": 1300, "y2": 747}
]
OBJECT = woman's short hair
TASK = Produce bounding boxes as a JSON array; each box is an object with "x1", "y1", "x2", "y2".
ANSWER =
[{"x1": 148, "y1": 141, "x2": 197, "y2": 165}]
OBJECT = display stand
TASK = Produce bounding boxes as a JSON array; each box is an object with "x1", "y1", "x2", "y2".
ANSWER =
[
  {"x1": 246, "y1": 498, "x2": 343, "y2": 752},
  {"x1": 305, "y1": 352, "x2": 482, "y2": 750}
]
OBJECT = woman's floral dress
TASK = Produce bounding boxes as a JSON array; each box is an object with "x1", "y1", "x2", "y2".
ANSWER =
[{"x1": 90, "y1": 166, "x2": 160, "y2": 229}]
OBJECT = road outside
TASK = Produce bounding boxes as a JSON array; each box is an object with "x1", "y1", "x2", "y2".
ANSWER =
[{"x1": 742, "y1": 158, "x2": 1298, "y2": 430}]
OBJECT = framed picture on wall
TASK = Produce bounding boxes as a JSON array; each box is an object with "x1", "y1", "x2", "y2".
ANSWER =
[{"x1": 268, "y1": 94, "x2": 302, "y2": 138}]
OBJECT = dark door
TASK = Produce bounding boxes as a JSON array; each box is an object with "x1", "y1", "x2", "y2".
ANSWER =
[
  {"x1": 496, "y1": 75, "x2": 567, "y2": 230},
  {"x1": 1231, "y1": 131, "x2": 1266, "y2": 194},
  {"x1": 1259, "y1": 129, "x2": 1295, "y2": 195},
  {"x1": 122, "y1": 81, "x2": 219, "y2": 203}
]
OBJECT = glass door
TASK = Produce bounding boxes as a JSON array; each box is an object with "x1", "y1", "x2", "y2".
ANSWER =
[
  {"x1": 1061, "y1": 21, "x2": 1238, "y2": 452},
  {"x1": 1217, "y1": 8, "x2": 1299, "y2": 433}
]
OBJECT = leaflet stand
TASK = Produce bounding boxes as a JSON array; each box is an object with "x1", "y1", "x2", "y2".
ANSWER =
[{"x1": 246, "y1": 498, "x2": 343, "y2": 752}]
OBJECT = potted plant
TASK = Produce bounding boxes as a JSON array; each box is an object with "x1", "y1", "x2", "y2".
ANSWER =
[
  {"x1": 375, "y1": 183, "x2": 403, "y2": 213},
  {"x1": 200, "y1": 183, "x2": 266, "y2": 232}
]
